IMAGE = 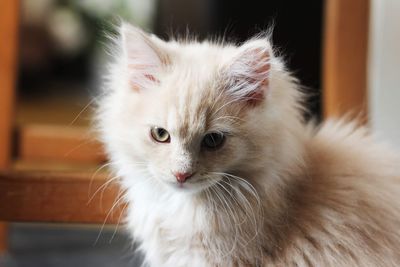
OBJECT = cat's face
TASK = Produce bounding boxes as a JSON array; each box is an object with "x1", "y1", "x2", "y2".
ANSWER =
[
  {"x1": 99, "y1": 23, "x2": 295, "y2": 194},
  {"x1": 131, "y1": 83, "x2": 248, "y2": 193}
]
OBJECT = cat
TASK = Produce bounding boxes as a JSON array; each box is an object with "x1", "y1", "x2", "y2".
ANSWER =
[{"x1": 96, "y1": 22, "x2": 400, "y2": 267}]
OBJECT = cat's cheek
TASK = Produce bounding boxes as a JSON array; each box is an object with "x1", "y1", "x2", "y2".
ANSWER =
[{"x1": 201, "y1": 141, "x2": 245, "y2": 172}]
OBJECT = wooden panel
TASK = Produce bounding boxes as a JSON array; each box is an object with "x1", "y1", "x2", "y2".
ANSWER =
[
  {"x1": 13, "y1": 160, "x2": 102, "y2": 173},
  {"x1": 0, "y1": 0, "x2": 19, "y2": 254},
  {"x1": 17, "y1": 96, "x2": 93, "y2": 126},
  {"x1": 323, "y1": 0, "x2": 369, "y2": 120},
  {"x1": 19, "y1": 124, "x2": 107, "y2": 164},
  {"x1": 0, "y1": 0, "x2": 18, "y2": 169},
  {"x1": 0, "y1": 170, "x2": 125, "y2": 224}
]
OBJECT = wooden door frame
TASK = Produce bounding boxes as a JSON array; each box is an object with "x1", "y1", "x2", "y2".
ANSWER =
[
  {"x1": 0, "y1": 0, "x2": 19, "y2": 253},
  {"x1": 323, "y1": 0, "x2": 370, "y2": 120}
]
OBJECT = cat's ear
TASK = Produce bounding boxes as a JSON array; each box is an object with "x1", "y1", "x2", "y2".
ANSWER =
[
  {"x1": 120, "y1": 23, "x2": 167, "y2": 91},
  {"x1": 225, "y1": 39, "x2": 271, "y2": 105}
]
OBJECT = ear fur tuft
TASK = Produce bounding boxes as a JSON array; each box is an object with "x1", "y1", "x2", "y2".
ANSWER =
[
  {"x1": 120, "y1": 23, "x2": 164, "y2": 91},
  {"x1": 225, "y1": 39, "x2": 272, "y2": 105}
]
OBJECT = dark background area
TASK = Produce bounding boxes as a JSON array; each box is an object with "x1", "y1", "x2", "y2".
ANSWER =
[
  {"x1": 157, "y1": 0, "x2": 323, "y2": 118},
  {"x1": 19, "y1": 0, "x2": 323, "y2": 118}
]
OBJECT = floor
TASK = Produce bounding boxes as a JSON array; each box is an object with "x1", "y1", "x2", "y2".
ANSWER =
[{"x1": 0, "y1": 224, "x2": 143, "y2": 267}]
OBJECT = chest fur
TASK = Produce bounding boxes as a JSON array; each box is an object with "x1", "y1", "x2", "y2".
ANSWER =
[{"x1": 125, "y1": 193, "x2": 214, "y2": 266}]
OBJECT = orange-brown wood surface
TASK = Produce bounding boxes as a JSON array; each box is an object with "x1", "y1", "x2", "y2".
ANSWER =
[
  {"x1": 0, "y1": 0, "x2": 18, "y2": 170},
  {"x1": 19, "y1": 124, "x2": 106, "y2": 164},
  {"x1": 323, "y1": 0, "x2": 369, "y2": 120},
  {"x1": 0, "y1": 171, "x2": 124, "y2": 224},
  {"x1": 0, "y1": 0, "x2": 19, "y2": 253},
  {"x1": 0, "y1": 0, "x2": 17, "y2": 168}
]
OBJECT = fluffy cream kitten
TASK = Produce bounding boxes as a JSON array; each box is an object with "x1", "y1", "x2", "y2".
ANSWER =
[{"x1": 96, "y1": 22, "x2": 400, "y2": 267}]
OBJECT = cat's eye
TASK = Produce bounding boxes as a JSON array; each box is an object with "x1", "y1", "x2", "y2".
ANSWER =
[
  {"x1": 150, "y1": 127, "x2": 170, "y2": 143},
  {"x1": 202, "y1": 132, "x2": 225, "y2": 150}
]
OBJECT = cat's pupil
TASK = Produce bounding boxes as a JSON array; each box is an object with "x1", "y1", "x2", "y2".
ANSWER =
[
  {"x1": 157, "y1": 128, "x2": 166, "y2": 137},
  {"x1": 202, "y1": 132, "x2": 225, "y2": 150}
]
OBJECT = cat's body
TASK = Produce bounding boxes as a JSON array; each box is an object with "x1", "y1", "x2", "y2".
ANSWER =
[{"x1": 97, "y1": 23, "x2": 400, "y2": 267}]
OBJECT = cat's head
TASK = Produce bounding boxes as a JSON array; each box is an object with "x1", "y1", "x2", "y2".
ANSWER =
[{"x1": 98, "y1": 23, "x2": 303, "y2": 194}]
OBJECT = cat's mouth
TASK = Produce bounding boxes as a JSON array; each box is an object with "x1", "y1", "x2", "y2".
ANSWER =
[{"x1": 164, "y1": 175, "x2": 221, "y2": 193}]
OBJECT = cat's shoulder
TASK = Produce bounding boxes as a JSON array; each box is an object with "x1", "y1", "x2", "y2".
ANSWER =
[{"x1": 307, "y1": 118, "x2": 399, "y2": 171}]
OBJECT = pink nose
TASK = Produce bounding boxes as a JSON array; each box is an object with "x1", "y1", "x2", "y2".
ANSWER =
[{"x1": 174, "y1": 172, "x2": 194, "y2": 183}]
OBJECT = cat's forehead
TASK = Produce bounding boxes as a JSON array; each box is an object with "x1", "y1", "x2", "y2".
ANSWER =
[
  {"x1": 147, "y1": 42, "x2": 239, "y2": 142},
  {"x1": 158, "y1": 44, "x2": 226, "y2": 130},
  {"x1": 162, "y1": 77, "x2": 216, "y2": 143},
  {"x1": 168, "y1": 42, "x2": 236, "y2": 72}
]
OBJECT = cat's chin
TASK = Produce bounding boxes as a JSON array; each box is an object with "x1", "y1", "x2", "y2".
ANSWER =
[{"x1": 164, "y1": 179, "x2": 218, "y2": 194}]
